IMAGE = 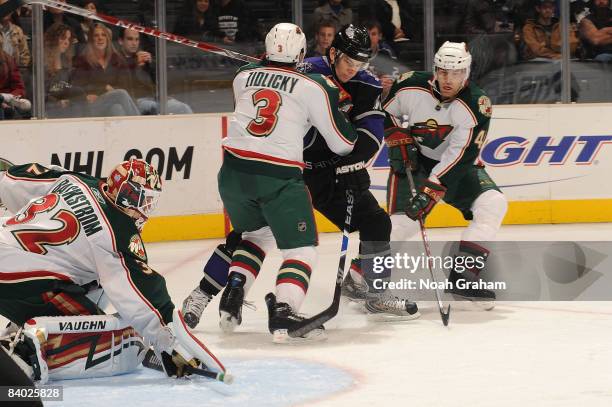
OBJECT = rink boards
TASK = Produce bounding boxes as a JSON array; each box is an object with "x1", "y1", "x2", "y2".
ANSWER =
[{"x1": 2, "y1": 103, "x2": 612, "y2": 242}]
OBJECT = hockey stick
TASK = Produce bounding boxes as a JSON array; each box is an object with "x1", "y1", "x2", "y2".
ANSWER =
[
  {"x1": 24, "y1": 0, "x2": 260, "y2": 63},
  {"x1": 142, "y1": 348, "x2": 234, "y2": 384},
  {"x1": 287, "y1": 189, "x2": 354, "y2": 338},
  {"x1": 402, "y1": 154, "x2": 451, "y2": 327}
]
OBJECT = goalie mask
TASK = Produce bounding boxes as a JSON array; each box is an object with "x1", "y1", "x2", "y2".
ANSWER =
[{"x1": 106, "y1": 159, "x2": 162, "y2": 229}]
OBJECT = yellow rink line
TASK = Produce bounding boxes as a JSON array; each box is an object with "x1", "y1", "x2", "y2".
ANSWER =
[{"x1": 141, "y1": 199, "x2": 612, "y2": 242}]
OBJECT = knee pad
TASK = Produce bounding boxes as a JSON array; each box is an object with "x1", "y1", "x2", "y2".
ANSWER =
[{"x1": 463, "y1": 190, "x2": 508, "y2": 242}]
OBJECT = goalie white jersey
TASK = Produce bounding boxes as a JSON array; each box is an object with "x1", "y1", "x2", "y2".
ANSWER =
[
  {"x1": 223, "y1": 62, "x2": 357, "y2": 176},
  {"x1": 0, "y1": 164, "x2": 174, "y2": 346}
]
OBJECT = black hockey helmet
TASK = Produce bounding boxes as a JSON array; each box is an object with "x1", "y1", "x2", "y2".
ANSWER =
[{"x1": 330, "y1": 24, "x2": 372, "y2": 62}]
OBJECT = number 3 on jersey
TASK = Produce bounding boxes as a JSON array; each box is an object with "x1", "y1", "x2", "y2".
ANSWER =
[
  {"x1": 247, "y1": 89, "x2": 282, "y2": 137},
  {"x1": 5, "y1": 193, "x2": 80, "y2": 255}
]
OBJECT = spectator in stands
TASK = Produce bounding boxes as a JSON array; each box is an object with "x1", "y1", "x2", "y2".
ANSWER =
[
  {"x1": 0, "y1": 0, "x2": 30, "y2": 68},
  {"x1": 174, "y1": 0, "x2": 223, "y2": 41},
  {"x1": 43, "y1": 0, "x2": 85, "y2": 44},
  {"x1": 364, "y1": 20, "x2": 396, "y2": 98},
  {"x1": 360, "y1": 0, "x2": 421, "y2": 50},
  {"x1": 306, "y1": 20, "x2": 335, "y2": 58},
  {"x1": 72, "y1": 23, "x2": 140, "y2": 117},
  {"x1": 462, "y1": 0, "x2": 531, "y2": 35},
  {"x1": 216, "y1": 0, "x2": 260, "y2": 44},
  {"x1": 44, "y1": 23, "x2": 86, "y2": 118},
  {"x1": 0, "y1": 48, "x2": 30, "y2": 120},
  {"x1": 118, "y1": 28, "x2": 193, "y2": 115},
  {"x1": 313, "y1": 0, "x2": 353, "y2": 33},
  {"x1": 579, "y1": 0, "x2": 612, "y2": 62},
  {"x1": 78, "y1": 0, "x2": 98, "y2": 44},
  {"x1": 461, "y1": 0, "x2": 521, "y2": 78},
  {"x1": 522, "y1": 0, "x2": 579, "y2": 60}
]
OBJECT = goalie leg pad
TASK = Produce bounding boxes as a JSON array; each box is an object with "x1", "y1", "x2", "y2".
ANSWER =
[{"x1": 24, "y1": 314, "x2": 147, "y2": 382}]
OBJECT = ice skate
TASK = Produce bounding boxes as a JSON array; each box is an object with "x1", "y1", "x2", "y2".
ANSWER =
[
  {"x1": 340, "y1": 268, "x2": 368, "y2": 302},
  {"x1": 445, "y1": 268, "x2": 495, "y2": 311},
  {"x1": 265, "y1": 293, "x2": 326, "y2": 344},
  {"x1": 218, "y1": 273, "x2": 246, "y2": 333},
  {"x1": 182, "y1": 286, "x2": 213, "y2": 329},
  {"x1": 365, "y1": 290, "x2": 420, "y2": 321}
]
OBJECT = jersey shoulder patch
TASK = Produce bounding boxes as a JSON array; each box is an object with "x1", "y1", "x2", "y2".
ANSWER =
[
  {"x1": 305, "y1": 72, "x2": 338, "y2": 92},
  {"x1": 458, "y1": 84, "x2": 492, "y2": 122}
]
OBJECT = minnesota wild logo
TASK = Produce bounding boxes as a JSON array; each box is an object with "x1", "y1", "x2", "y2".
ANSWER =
[
  {"x1": 412, "y1": 119, "x2": 454, "y2": 142},
  {"x1": 128, "y1": 234, "x2": 147, "y2": 261}
]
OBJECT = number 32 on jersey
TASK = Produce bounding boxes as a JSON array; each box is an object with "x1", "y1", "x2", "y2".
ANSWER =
[
  {"x1": 4, "y1": 193, "x2": 80, "y2": 255},
  {"x1": 247, "y1": 89, "x2": 282, "y2": 137}
]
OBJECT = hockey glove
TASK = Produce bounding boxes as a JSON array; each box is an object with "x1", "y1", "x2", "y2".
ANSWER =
[
  {"x1": 405, "y1": 180, "x2": 446, "y2": 221},
  {"x1": 160, "y1": 350, "x2": 199, "y2": 378},
  {"x1": 384, "y1": 127, "x2": 419, "y2": 174},
  {"x1": 334, "y1": 159, "x2": 370, "y2": 195}
]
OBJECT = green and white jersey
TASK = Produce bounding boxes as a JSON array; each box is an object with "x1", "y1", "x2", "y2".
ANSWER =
[
  {"x1": 223, "y1": 62, "x2": 357, "y2": 178},
  {"x1": 384, "y1": 71, "x2": 492, "y2": 188},
  {"x1": 0, "y1": 164, "x2": 173, "y2": 344}
]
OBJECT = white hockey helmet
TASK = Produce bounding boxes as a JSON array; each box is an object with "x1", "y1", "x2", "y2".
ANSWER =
[
  {"x1": 434, "y1": 41, "x2": 472, "y2": 85},
  {"x1": 265, "y1": 23, "x2": 306, "y2": 64}
]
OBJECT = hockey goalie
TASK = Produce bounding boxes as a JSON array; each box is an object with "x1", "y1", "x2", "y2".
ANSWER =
[{"x1": 0, "y1": 159, "x2": 227, "y2": 384}]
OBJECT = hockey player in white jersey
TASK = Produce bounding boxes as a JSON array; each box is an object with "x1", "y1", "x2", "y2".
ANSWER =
[
  {"x1": 0, "y1": 159, "x2": 228, "y2": 382},
  {"x1": 216, "y1": 22, "x2": 358, "y2": 342},
  {"x1": 383, "y1": 42, "x2": 508, "y2": 307}
]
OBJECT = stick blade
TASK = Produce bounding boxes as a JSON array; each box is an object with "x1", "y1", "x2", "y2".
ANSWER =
[{"x1": 441, "y1": 304, "x2": 451, "y2": 327}]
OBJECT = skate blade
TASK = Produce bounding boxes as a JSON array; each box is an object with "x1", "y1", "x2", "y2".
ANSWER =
[
  {"x1": 219, "y1": 311, "x2": 239, "y2": 333},
  {"x1": 366, "y1": 310, "x2": 421, "y2": 322},
  {"x1": 449, "y1": 294, "x2": 495, "y2": 311},
  {"x1": 272, "y1": 329, "x2": 327, "y2": 344}
]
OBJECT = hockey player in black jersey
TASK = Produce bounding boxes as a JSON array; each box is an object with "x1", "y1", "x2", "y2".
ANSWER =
[
  {"x1": 182, "y1": 25, "x2": 418, "y2": 329},
  {"x1": 296, "y1": 24, "x2": 419, "y2": 320}
]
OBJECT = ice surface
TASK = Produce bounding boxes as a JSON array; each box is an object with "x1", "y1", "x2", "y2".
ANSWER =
[{"x1": 3, "y1": 224, "x2": 612, "y2": 406}]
